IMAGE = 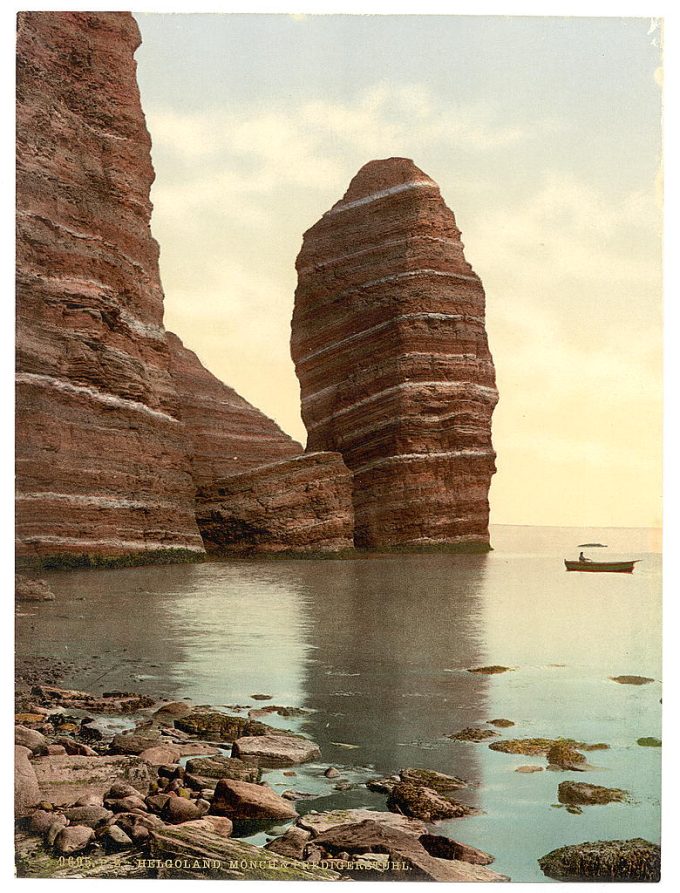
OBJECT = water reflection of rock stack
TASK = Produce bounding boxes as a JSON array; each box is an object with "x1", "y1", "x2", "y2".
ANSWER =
[{"x1": 295, "y1": 555, "x2": 491, "y2": 797}]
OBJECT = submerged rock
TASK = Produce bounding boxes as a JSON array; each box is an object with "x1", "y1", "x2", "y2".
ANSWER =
[
  {"x1": 547, "y1": 741, "x2": 588, "y2": 771},
  {"x1": 488, "y1": 718, "x2": 515, "y2": 728},
  {"x1": 448, "y1": 726, "x2": 499, "y2": 742},
  {"x1": 610, "y1": 675, "x2": 655, "y2": 685},
  {"x1": 538, "y1": 838, "x2": 660, "y2": 882},
  {"x1": 557, "y1": 782, "x2": 628, "y2": 806},
  {"x1": 637, "y1": 737, "x2": 662, "y2": 747},
  {"x1": 467, "y1": 665, "x2": 512, "y2": 675}
]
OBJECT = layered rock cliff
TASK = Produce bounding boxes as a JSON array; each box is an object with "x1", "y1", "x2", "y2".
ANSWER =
[
  {"x1": 16, "y1": 11, "x2": 353, "y2": 563},
  {"x1": 291, "y1": 158, "x2": 498, "y2": 548},
  {"x1": 167, "y1": 335, "x2": 354, "y2": 554},
  {"x1": 16, "y1": 11, "x2": 205, "y2": 563},
  {"x1": 166, "y1": 333, "x2": 302, "y2": 490}
]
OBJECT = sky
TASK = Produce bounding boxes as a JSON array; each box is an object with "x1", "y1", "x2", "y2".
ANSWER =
[{"x1": 133, "y1": 13, "x2": 663, "y2": 529}]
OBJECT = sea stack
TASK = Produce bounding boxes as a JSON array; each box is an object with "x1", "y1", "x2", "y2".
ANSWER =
[{"x1": 291, "y1": 158, "x2": 498, "y2": 549}]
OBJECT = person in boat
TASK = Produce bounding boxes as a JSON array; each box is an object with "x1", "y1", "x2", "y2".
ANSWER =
[{"x1": 578, "y1": 551, "x2": 592, "y2": 562}]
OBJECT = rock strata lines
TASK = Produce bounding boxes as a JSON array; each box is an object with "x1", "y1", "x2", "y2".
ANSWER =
[{"x1": 291, "y1": 157, "x2": 498, "y2": 548}]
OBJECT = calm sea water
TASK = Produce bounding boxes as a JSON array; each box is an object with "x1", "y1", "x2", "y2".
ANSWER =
[{"x1": 16, "y1": 525, "x2": 661, "y2": 882}]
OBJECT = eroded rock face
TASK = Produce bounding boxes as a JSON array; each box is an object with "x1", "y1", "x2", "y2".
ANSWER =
[
  {"x1": 16, "y1": 12, "x2": 205, "y2": 565},
  {"x1": 166, "y1": 333, "x2": 303, "y2": 488},
  {"x1": 195, "y1": 452, "x2": 354, "y2": 554},
  {"x1": 291, "y1": 157, "x2": 498, "y2": 548}
]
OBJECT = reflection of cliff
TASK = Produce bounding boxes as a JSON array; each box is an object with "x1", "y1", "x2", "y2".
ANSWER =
[{"x1": 293, "y1": 554, "x2": 491, "y2": 789}]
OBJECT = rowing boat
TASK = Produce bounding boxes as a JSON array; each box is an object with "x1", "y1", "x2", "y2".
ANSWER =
[{"x1": 564, "y1": 560, "x2": 639, "y2": 574}]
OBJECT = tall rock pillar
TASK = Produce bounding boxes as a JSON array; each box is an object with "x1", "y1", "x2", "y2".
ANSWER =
[{"x1": 291, "y1": 158, "x2": 498, "y2": 549}]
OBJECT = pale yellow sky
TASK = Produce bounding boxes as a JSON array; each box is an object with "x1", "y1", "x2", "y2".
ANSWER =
[{"x1": 134, "y1": 14, "x2": 663, "y2": 529}]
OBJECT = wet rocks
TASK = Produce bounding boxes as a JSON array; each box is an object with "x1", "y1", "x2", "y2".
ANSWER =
[
  {"x1": 449, "y1": 726, "x2": 500, "y2": 742},
  {"x1": 637, "y1": 737, "x2": 661, "y2": 747},
  {"x1": 231, "y1": 734, "x2": 321, "y2": 767},
  {"x1": 515, "y1": 765, "x2": 544, "y2": 773},
  {"x1": 173, "y1": 711, "x2": 277, "y2": 741},
  {"x1": 538, "y1": 838, "x2": 660, "y2": 882},
  {"x1": 546, "y1": 741, "x2": 588, "y2": 771},
  {"x1": 488, "y1": 718, "x2": 515, "y2": 728},
  {"x1": 387, "y1": 782, "x2": 477, "y2": 821},
  {"x1": 367, "y1": 766, "x2": 467, "y2": 796},
  {"x1": 467, "y1": 665, "x2": 512, "y2": 675},
  {"x1": 557, "y1": 782, "x2": 628, "y2": 807},
  {"x1": 610, "y1": 675, "x2": 655, "y2": 685},
  {"x1": 152, "y1": 701, "x2": 193, "y2": 721},
  {"x1": 209, "y1": 779, "x2": 298, "y2": 821}
]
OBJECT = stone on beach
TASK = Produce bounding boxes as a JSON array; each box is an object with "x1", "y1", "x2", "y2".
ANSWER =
[
  {"x1": 174, "y1": 711, "x2": 280, "y2": 741},
  {"x1": 209, "y1": 778, "x2": 298, "y2": 821},
  {"x1": 62, "y1": 805, "x2": 113, "y2": 828},
  {"x1": 15, "y1": 725, "x2": 47, "y2": 753},
  {"x1": 53, "y1": 825, "x2": 95, "y2": 855},
  {"x1": 419, "y1": 833, "x2": 495, "y2": 865},
  {"x1": 15, "y1": 576, "x2": 55, "y2": 602},
  {"x1": 265, "y1": 825, "x2": 311, "y2": 859},
  {"x1": 138, "y1": 744, "x2": 181, "y2": 765},
  {"x1": 161, "y1": 795, "x2": 205, "y2": 824},
  {"x1": 185, "y1": 755, "x2": 261, "y2": 783},
  {"x1": 231, "y1": 733, "x2": 321, "y2": 767}
]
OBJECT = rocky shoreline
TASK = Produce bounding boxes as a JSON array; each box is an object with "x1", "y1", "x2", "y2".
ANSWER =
[{"x1": 15, "y1": 652, "x2": 660, "y2": 882}]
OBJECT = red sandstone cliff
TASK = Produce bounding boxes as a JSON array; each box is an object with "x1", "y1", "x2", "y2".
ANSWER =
[
  {"x1": 16, "y1": 11, "x2": 205, "y2": 563},
  {"x1": 291, "y1": 158, "x2": 498, "y2": 548},
  {"x1": 167, "y1": 332, "x2": 303, "y2": 489},
  {"x1": 16, "y1": 11, "x2": 353, "y2": 562}
]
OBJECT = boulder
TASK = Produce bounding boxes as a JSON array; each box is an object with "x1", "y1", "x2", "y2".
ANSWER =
[
  {"x1": 63, "y1": 805, "x2": 113, "y2": 828},
  {"x1": 539, "y1": 838, "x2": 660, "y2": 881},
  {"x1": 265, "y1": 826, "x2": 311, "y2": 859},
  {"x1": 557, "y1": 782, "x2": 628, "y2": 806},
  {"x1": 448, "y1": 727, "x2": 499, "y2": 742},
  {"x1": 152, "y1": 701, "x2": 194, "y2": 721},
  {"x1": 174, "y1": 712, "x2": 281, "y2": 741},
  {"x1": 30, "y1": 809, "x2": 66, "y2": 837},
  {"x1": 111, "y1": 729, "x2": 162, "y2": 755},
  {"x1": 313, "y1": 820, "x2": 507, "y2": 882},
  {"x1": 138, "y1": 745, "x2": 181, "y2": 765},
  {"x1": 185, "y1": 755, "x2": 260, "y2": 783},
  {"x1": 15, "y1": 725, "x2": 47, "y2": 752},
  {"x1": 419, "y1": 833, "x2": 495, "y2": 865},
  {"x1": 209, "y1": 778, "x2": 297, "y2": 821},
  {"x1": 387, "y1": 782, "x2": 477, "y2": 821},
  {"x1": 231, "y1": 734, "x2": 320, "y2": 767},
  {"x1": 546, "y1": 741, "x2": 588, "y2": 771},
  {"x1": 161, "y1": 796, "x2": 204, "y2": 824},
  {"x1": 53, "y1": 825, "x2": 95, "y2": 855},
  {"x1": 31, "y1": 754, "x2": 151, "y2": 805}
]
